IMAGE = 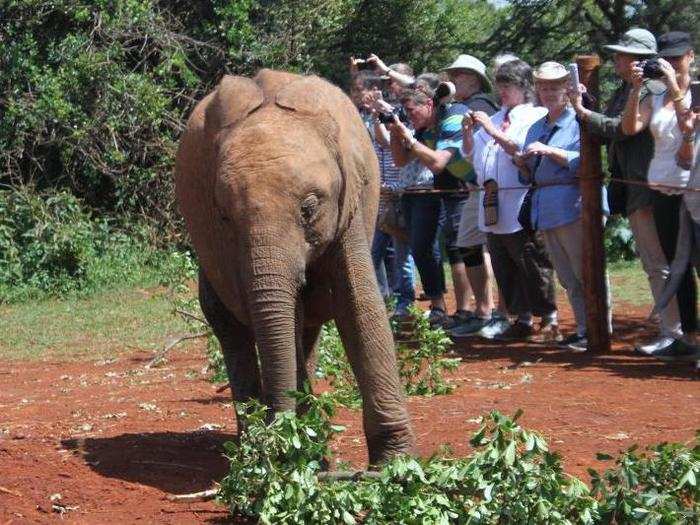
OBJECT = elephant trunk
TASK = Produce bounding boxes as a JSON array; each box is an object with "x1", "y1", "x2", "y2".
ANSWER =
[{"x1": 246, "y1": 239, "x2": 304, "y2": 414}]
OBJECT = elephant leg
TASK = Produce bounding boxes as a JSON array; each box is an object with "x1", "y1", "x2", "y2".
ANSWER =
[
  {"x1": 297, "y1": 323, "x2": 321, "y2": 393},
  {"x1": 331, "y1": 215, "x2": 415, "y2": 466},
  {"x1": 198, "y1": 270, "x2": 262, "y2": 432}
]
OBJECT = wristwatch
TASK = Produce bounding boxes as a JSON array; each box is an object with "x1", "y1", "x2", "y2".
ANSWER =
[
  {"x1": 405, "y1": 137, "x2": 417, "y2": 150},
  {"x1": 682, "y1": 132, "x2": 695, "y2": 143}
]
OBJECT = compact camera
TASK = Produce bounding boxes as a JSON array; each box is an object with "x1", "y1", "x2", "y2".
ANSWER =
[
  {"x1": 377, "y1": 105, "x2": 409, "y2": 125},
  {"x1": 640, "y1": 58, "x2": 664, "y2": 80}
]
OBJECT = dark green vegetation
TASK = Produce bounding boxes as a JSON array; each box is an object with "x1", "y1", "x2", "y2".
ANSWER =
[
  {"x1": 2, "y1": 0, "x2": 699, "y2": 301},
  {"x1": 218, "y1": 393, "x2": 699, "y2": 524}
]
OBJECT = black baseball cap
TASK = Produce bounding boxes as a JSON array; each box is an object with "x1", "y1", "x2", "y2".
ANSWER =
[{"x1": 657, "y1": 31, "x2": 693, "y2": 57}]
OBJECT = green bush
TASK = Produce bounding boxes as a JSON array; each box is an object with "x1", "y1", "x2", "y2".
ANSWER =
[
  {"x1": 0, "y1": 186, "x2": 173, "y2": 302},
  {"x1": 604, "y1": 216, "x2": 636, "y2": 263}
]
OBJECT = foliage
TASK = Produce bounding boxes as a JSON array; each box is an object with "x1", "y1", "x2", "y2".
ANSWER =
[
  {"x1": 315, "y1": 314, "x2": 460, "y2": 406},
  {"x1": 396, "y1": 306, "x2": 461, "y2": 396},
  {"x1": 482, "y1": 0, "x2": 700, "y2": 67},
  {"x1": 218, "y1": 389, "x2": 346, "y2": 523},
  {"x1": 0, "y1": 186, "x2": 170, "y2": 302},
  {"x1": 604, "y1": 216, "x2": 636, "y2": 263},
  {"x1": 218, "y1": 396, "x2": 600, "y2": 523},
  {"x1": 590, "y1": 436, "x2": 700, "y2": 523},
  {"x1": 315, "y1": 322, "x2": 363, "y2": 408},
  {"x1": 219, "y1": 394, "x2": 699, "y2": 523}
]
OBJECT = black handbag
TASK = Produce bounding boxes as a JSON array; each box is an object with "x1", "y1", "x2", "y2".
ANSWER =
[{"x1": 517, "y1": 189, "x2": 533, "y2": 231}]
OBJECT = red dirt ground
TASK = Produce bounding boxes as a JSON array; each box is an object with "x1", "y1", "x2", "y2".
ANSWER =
[{"x1": 1, "y1": 300, "x2": 698, "y2": 524}]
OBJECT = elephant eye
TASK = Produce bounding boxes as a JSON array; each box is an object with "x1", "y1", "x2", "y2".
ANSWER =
[{"x1": 300, "y1": 194, "x2": 320, "y2": 223}]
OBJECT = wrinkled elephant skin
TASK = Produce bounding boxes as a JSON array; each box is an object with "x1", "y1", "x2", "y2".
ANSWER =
[{"x1": 174, "y1": 69, "x2": 414, "y2": 465}]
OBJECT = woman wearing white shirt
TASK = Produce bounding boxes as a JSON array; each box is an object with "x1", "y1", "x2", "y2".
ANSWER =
[
  {"x1": 451, "y1": 59, "x2": 559, "y2": 342},
  {"x1": 622, "y1": 31, "x2": 697, "y2": 355}
]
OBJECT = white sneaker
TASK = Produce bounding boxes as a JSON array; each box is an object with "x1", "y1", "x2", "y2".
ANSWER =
[{"x1": 634, "y1": 336, "x2": 675, "y2": 356}]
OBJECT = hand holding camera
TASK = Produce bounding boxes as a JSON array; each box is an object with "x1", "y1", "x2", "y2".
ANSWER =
[{"x1": 366, "y1": 53, "x2": 389, "y2": 74}]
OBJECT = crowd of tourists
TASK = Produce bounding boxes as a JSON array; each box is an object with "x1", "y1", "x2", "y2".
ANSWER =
[{"x1": 348, "y1": 29, "x2": 699, "y2": 362}]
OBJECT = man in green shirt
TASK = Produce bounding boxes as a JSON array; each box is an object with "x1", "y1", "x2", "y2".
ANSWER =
[{"x1": 570, "y1": 28, "x2": 683, "y2": 354}]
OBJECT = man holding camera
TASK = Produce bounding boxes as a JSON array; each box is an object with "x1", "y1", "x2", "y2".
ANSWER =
[
  {"x1": 571, "y1": 28, "x2": 686, "y2": 355},
  {"x1": 388, "y1": 81, "x2": 475, "y2": 326}
]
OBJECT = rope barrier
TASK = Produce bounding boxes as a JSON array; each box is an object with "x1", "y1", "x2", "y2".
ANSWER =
[{"x1": 379, "y1": 176, "x2": 700, "y2": 196}]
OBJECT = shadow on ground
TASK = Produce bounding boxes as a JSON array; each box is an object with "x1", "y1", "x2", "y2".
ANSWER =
[
  {"x1": 61, "y1": 431, "x2": 236, "y2": 494},
  {"x1": 448, "y1": 315, "x2": 698, "y2": 382}
]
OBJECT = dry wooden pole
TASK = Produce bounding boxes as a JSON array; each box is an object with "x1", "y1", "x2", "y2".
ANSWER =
[{"x1": 576, "y1": 55, "x2": 610, "y2": 353}]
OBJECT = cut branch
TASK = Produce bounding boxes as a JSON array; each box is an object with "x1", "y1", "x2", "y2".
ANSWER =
[
  {"x1": 146, "y1": 332, "x2": 208, "y2": 369},
  {"x1": 167, "y1": 471, "x2": 382, "y2": 503}
]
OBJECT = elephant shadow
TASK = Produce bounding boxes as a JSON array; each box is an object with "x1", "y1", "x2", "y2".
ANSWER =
[{"x1": 61, "y1": 430, "x2": 236, "y2": 495}]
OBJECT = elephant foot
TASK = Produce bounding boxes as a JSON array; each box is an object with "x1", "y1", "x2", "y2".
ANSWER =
[{"x1": 366, "y1": 427, "x2": 416, "y2": 467}]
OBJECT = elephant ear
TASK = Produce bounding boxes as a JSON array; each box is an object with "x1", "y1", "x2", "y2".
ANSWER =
[
  {"x1": 205, "y1": 75, "x2": 264, "y2": 131},
  {"x1": 275, "y1": 76, "x2": 376, "y2": 232}
]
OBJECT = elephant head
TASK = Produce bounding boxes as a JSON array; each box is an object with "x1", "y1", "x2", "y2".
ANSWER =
[{"x1": 176, "y1": 70, "x2": 380, "y2": 413}]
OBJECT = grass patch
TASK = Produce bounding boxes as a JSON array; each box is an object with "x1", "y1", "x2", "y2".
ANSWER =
[
  {"x1": 608, "y1": 260, "x2": 652, "y2": 307},
  {"x1": 1, "y1": 259, "x2": 654, "y2": 361},
  {"x1": 0, "y1": 286, "x2": 188, "y2": 361}
]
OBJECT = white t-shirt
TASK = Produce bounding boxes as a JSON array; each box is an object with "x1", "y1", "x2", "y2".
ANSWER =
[
  {"x1": 466, "y1": 103, "x2": 547, "y2": 234},
  {"x1": 648, "y1": 91, "x2": 691, "y2": 194}
]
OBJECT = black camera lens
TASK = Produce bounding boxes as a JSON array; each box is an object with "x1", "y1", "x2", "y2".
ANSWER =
[
  {"x1": 377, "y1": 112, "x2": 395, "y2": 124},
  {"x1": 641, "y1": 59, "x2": 664, "y2": 80}
]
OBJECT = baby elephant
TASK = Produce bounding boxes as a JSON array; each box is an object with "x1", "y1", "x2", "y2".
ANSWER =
[{"x1": 174, "y1": 69, "x2": 414, "y2": 465}]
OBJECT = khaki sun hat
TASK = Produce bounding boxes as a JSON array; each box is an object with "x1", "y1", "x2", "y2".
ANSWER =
[
  {"x1": 533, "y1": 61, "x2": 569, "y2": 81},
  {"x1": 444, "y1": 54, "x2": 492, "y2": 91},
  {"x1": 603, "y1": 28, "x2": 657, "y2": 56}
]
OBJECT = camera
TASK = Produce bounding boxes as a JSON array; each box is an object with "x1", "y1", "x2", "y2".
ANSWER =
[
  {"x1": 355, "y1": 58, "x2": 372, "y2": 71},
  {"x1": 640, "y1": 58, "x2": 664, "y2": 80},
  {"x1": 377, "y1": 105, "x2": 409, "y2": 125}
]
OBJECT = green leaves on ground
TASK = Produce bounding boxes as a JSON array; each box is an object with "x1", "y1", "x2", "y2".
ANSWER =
[
  {"x1": 219, "y1": 394, "x2": 699, "y2": 523},
  {"x1": 590, "y1": 435, "x2": 700, "y2": 524}
]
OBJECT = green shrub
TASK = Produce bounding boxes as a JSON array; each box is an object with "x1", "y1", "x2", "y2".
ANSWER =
[
  {"x1": 0, "y1": 186, "x2": 174, "y2": 302},
  {"x1": 604, "y1": 216, "x2": 636, "y2": 263}
]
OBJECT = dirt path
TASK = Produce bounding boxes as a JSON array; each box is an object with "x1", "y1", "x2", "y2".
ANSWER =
[{"x1": 1, "y1": 302, "x2": 698, "y2": 524}]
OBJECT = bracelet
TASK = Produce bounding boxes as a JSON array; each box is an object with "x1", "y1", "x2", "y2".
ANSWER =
[
  {"x1": 405, "y1": 137, "x2": 417, "y2": 150},
  {"x1": 682, "y1": 132, "x2": 695, "y2": 143}
]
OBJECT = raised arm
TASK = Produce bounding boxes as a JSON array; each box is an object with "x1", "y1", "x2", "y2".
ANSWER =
[
  {"x1": 367, "y1": 53, "x2": 414, "y2": 87},
  {"x1": 621, "y1": 63, "x2": 653, "y2": 135}
]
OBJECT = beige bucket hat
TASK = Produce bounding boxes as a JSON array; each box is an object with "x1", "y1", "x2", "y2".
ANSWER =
[{"x1": 533, "y1": 61, "x2": 569, "y2": 81}]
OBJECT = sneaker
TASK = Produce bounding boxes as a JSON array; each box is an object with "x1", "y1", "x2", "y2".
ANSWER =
[
  {"x1": 651, "y1": 339, "x2": 700, "y2": 362},
  {"x1": 634, "y1": 336, "x2": 675, "y2": 356},
  {"x1": 426, "y1": 307, "x2": 448, "y2": 328},
  {"x1": 494, "y1": 322, "x2": 534, "y2": 341},
  {"x1": 558, "y1": 333, "x2": 588, "y2": 352},
  {"x1": 448, "y1": 315, "x2": 492, "y2": 339},
  {"x1": 531, "y1": 320, "x2": 563, "y2": 343},
  {"x1": 478, "y1": 314, "x2": 511, "y2": 339},
  {"x1": 442, "y1": 309, "x2": 475, "y2": 330}
]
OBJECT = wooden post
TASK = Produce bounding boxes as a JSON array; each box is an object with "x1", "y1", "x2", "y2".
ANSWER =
[{"x1": 576, "y1": 54, "x2": 610, "y2": 353}]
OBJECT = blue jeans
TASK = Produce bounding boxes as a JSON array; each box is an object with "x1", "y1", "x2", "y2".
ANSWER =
[
  {"x1": 402, "y1": 194, "x2": 446, "y2": 299},
  {"x1": 372, "y1": 230, "x2": 415, "y2": 312},
  {"x1": 371, "y1": 229, "x2": 394, "y2": 299}
]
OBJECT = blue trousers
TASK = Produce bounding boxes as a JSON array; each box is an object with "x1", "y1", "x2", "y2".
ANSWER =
[
  {"x1": 402, "y1": 194, "x2": 446, "y2": 299},
  {"x1": 371, "y1": 229, "x2": 415, "y2": 313}
]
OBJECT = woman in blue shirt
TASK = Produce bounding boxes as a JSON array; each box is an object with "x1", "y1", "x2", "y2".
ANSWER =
[{"x1": 514, "y1": 61, "x2": 611, "y2": 351}]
